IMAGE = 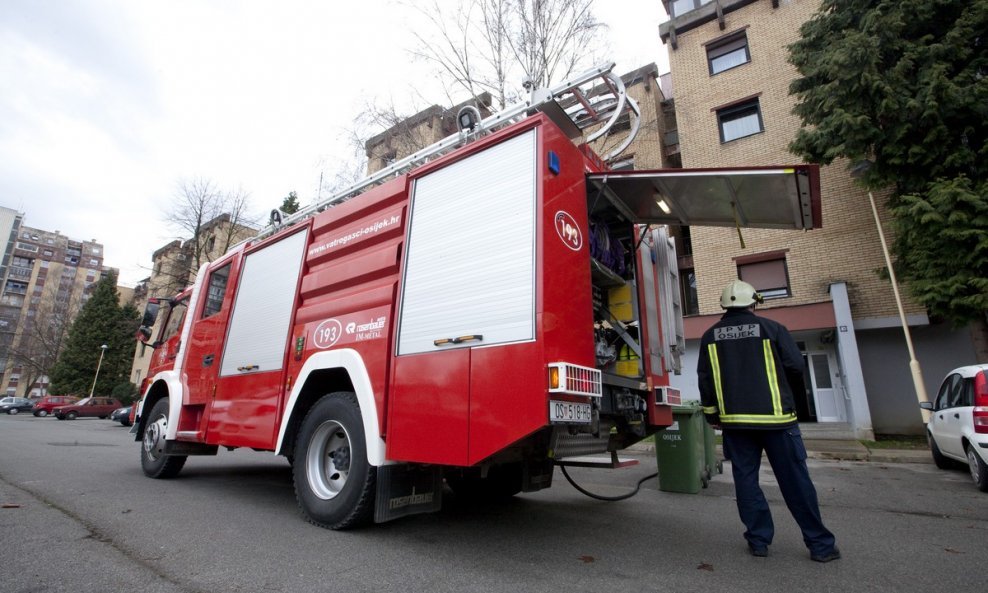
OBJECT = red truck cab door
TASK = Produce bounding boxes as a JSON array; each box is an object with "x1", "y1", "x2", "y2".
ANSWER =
[
  {"x1": 203, "y1": 228, "x2": 309, "y2": 449},
  {"x1": 184, "y1": 259, "x2": 236, "y2": 404},
  {"x1": 180, "y1": 256, "x2": 240, "y2": 437}
]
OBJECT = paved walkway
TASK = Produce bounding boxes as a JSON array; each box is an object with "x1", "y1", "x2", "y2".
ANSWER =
[{"x1": 629, "y1": 439, "x2": 932, "y2": 464}]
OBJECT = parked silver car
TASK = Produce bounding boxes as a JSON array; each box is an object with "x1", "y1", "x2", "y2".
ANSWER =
[{"x1": 0, "y1": 396, "x2": 34, "y2": 415}]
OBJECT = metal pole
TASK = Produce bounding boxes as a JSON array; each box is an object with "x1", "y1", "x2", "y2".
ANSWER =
[
  {"x1": 89, "y1": 344, "x2": 108, "y2": 398},
  {"x1": 866, "y1": 190, "x2": 930, "y2": 420}
]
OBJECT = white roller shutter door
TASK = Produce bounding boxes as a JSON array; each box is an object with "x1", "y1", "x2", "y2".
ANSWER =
[
  {"x1": 220, "y1": 229, "x2": 308, "y2": 376},
  {"x1": 398, "y1": 129, "x2": 536, "y2": 355}
]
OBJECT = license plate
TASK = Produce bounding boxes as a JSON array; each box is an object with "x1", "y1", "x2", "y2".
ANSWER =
[{"x1": 549, "y1": 400, "x2": 592, "y2": 424}]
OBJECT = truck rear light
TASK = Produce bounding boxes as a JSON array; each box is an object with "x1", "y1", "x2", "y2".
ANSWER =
[
  {"x1": 548, "y1": 363, "x2": 602, "y2": 398},
  {"x1": 974, "y1": 371, "x2": 988, "y2": 434}
]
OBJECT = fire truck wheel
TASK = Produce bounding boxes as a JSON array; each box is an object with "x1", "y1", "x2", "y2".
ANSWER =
[
  {"x1": 293, "y1": 392, "x2": 375, "y2": 530},
  {"x1": 140, "y1": 398, "x2": 187, "y2": 479}
]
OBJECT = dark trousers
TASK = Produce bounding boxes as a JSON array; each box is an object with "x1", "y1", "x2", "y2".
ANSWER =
[{"x1": 722, "y1": 426, "x2": 836, "y2": 555}]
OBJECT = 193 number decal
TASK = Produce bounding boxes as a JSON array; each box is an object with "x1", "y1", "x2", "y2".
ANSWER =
[{"x1": 313, "y1": 319, "x2": 343, "y2": 349}]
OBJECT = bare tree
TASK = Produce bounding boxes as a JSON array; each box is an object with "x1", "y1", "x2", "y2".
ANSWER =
[
  {"x1": 161, "y1": 177, "x2": 259, "y2": 283},
  {"x1": 408, "y1": 0, "x2": 607, "y2": 109},
  {"x1": 321, "y1": 0, "x2": 613, "y2": 203},
  {"x1": 322, "y1": 90, "x2": 437, "y2": 198},
  {"x1": 5, "y1": 280, "x2": 81, "y2": 396}
]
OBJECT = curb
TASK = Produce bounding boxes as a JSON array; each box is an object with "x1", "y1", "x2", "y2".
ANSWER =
[{"x1": 626, "y1": 442, "x2": 932, "y2": 464}]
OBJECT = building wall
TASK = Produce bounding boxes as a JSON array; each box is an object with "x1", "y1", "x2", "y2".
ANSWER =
[
  {"x1": 0, "y1": 226, "x2": 106, "y2": 396},
  {"x1": 0, "y1": 207, "x2": 23, "y2": 376},
  {"x1": 857, "y1": 324, "x2": 977, "y2": 435},
  {"x1": 586, "y1": 64, "x2": 668, "y2": 170},
  {"x1": 659, "y1": 0, "x2": 976, "y2": 436},
  {"x1": 365, "y1": 94, "x2": 493, "y2": 175},
  {"x1": 665, "y1": 0, "x2": 924, "y2": 322}
]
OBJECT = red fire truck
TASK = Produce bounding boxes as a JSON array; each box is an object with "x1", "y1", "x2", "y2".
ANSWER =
[{"x1": 134, "y1": 63, "x2": 820, "y2": 529}]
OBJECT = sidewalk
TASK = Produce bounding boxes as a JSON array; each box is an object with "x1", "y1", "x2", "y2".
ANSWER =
[{"x1": 628, "y1": 439, "x2": 932, "y2": 464}]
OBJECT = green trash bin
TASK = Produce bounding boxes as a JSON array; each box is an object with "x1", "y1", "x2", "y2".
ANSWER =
[
  {"x1": 702, "y1": 417, "x2": 724, "y2": 480},
  {"x1": 654, "y1": 402, "x2": 706, "y2": 493}
]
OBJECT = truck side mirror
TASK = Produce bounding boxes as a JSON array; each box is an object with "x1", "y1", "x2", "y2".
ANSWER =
[
  {"x1": 919, "y1": 401, "x2": 934, "y2": 411},
  {"x1": 136, "y1": 301, "x2": 160, "y2": 346},
  {"x1": 141, "y1": 301, "x2": 160, "y2": 327}
]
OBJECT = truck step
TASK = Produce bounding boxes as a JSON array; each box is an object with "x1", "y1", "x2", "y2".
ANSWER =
[{"x1": 554, "y1": 453, "x2": 640, "y2": 469}]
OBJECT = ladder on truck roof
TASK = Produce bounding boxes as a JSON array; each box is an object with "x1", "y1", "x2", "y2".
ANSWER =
[{"x1": 255, "y1": 62, "x2": 641, "y2": 242}]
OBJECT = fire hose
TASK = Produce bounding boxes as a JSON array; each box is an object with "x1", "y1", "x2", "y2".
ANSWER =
[{"x1": 560, "y1": 466, "x2": 659, "y2": 501}]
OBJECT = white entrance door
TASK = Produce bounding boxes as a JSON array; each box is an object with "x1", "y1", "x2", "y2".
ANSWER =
[{"x1": 806, "y1": 351, "x2": 845, "y2": 422}]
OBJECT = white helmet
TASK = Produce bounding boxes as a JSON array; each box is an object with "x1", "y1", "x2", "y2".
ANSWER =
[{"x1": 720, "y1": 280, "x2": 763, "y2": 309}]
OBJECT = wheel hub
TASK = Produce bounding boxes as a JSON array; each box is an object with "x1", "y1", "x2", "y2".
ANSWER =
[
  {"x1": 306, "y1": 421, "x2": 352, "y2": 500},
  {"x1": 143, "y1": 415, "x2": 167, "y2": 461},
  {"x1": 969, "y1": 448, "x2": 982, "y2": 483},
  {"x1": 331, "y1": 444, "x2": 351, "y2": 472}
]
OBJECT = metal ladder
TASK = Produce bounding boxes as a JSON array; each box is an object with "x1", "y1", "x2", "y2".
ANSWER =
[{"x1": 257, "y1": 62, "x2": 641, "y2": 242}]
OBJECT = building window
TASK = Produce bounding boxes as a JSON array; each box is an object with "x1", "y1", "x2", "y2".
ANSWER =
[
  {"x1": 671, "y1": 0, "x2": 712, "y2": 17},
  {"x1": 679, "y1": 226, "x2": 694, "y2": 257},
  {"x1": 707, "y1": 31, "x2": 750, "y2": 75},
  {"x1": 15, "y1": 242, "x2": 38, "y2": 253},
  {"x1": 716, "y1": 98, "x2": 763, "y2": 143},
  {"x1": 737, "y1": 254, "x2": 790, "y2": 300},
  {"x1": 4, "y1": 281, "x2": 27, "y2": 295},
  {"x1": 681, "y1": 268, "x2": 699, "y2": 315},
  {"x1": 610, "y1": 156, "x2": 635, "y2": 171}
]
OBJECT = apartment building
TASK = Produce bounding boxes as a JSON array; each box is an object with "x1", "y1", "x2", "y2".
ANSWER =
[
  {"x1": 0, "y1": 206, "x2": 25, "y2": 385},
  {"x1": 658, "y1": 0, "x2": 977, "y2": 437},
  {"x1": 0, "y1": 220, "x2": 114, "y2": 397}
]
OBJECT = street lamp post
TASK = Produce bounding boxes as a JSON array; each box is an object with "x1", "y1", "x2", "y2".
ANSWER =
[
  {"x1": 851, "y1": 162, "x2": 930, "y2": 421},
  {"x1": 89, "y1": 344, "x2": 108, "y2": 398}
]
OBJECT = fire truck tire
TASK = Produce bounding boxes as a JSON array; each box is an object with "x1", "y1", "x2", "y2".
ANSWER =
[
  {"x1": 293, "y1": 392, "x2": 376, "y2": 530},
  {"x1": 140, "y1": 398, "x2": 187, "y2": 479},
  {"x1": 446, "y1": 463, "x2": 523, "y2": 501}
]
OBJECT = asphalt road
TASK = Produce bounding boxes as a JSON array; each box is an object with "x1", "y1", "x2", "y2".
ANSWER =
[{"x1": 1, "y1": 414, "x2": 986, "y2": 593}]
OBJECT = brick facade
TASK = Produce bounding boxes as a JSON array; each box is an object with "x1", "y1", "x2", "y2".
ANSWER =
[{"x1": 663, "y1": 0, "x2": 925, "y2": 322}]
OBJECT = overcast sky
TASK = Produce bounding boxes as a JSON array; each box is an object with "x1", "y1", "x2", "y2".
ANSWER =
[{"x1": 1, "y1": 1, "x2": 669, "y2": 287}]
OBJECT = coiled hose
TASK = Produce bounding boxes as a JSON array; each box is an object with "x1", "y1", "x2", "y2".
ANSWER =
[{"x1": 560, "y1": 465, "x2": 658, "y2": 501}]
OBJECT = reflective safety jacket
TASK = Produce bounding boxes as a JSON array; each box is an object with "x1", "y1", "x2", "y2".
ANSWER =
[{"x1": 697, "y1": 308, "x2": 805, "y2": 429}]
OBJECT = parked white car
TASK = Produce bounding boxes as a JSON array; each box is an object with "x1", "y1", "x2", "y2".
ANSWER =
[{"x1": 921, "y1": 364, "x2": 988, "y2": 491}]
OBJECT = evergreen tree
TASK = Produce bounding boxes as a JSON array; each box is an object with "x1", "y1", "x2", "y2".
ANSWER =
[
  {"x1": 49, "y1": 272, "x2": 140, "y2": 396},
  {"x1": 788, "y1": 0, "x2": 988, "y2": 329},
  {"x1": 281, "y1": 191, "x2": 301, "y2": 214}
]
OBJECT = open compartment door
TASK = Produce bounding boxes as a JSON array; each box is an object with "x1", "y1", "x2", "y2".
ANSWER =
[{"x1": 587, "y1": 165, "x2": 821, "y2": 230}]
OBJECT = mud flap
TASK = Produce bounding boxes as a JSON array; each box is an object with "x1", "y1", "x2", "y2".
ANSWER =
[{"x1": 374, "y1": 464, "x2": 443, "y2": 523}]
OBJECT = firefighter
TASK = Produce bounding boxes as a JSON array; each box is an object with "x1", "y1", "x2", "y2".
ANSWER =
[{"x1": 697, "y1": 280, "x2": 840, "y2": 562}]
